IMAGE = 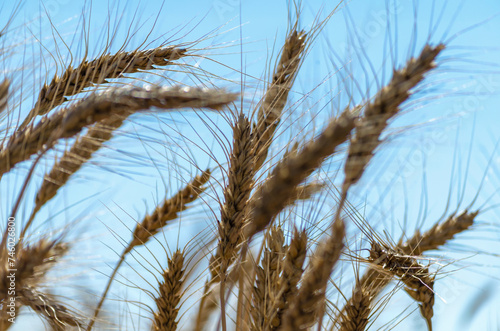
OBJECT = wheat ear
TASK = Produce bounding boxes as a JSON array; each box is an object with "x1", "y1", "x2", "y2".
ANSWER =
[
  {"x1": 268, "y1": 227, "x2": 307, "y2": 330},
  {"x1": 280, "y1": 218, "x2": 345, "y2": 331},
  {"x1": 18, "y1": 287, "x2": 84, "y2": 330},
  {"x1": 87, "y1": 170, "x2": 210, "y2": 330},
  {"x1": 247, "y1": 109, "x2": 355, "y2": 239},
  {"x1": 343, "y1": 44, "x2": 444, "y2": 192},
  {"x1": 338, "y1": 285, "x2": 372, "y2": 331},
  {"x1": 20, "y1": 46, "x2": 187, "y2": 129},
  {"x1": 152, "y1": 250, "x2": 185, "y2": 331},
  {"x1": 400, "y1": 209, "x2": 478, "y2": 255},
  {"x1": 254, "y1": 28, "x2": 307, "y2": 171},
  {"x1": 250, "y1": 226, "x2": 286, "y2": 331},
  {"x1": 369, "y1": 242, "x2": 434, "y2": 330},
  {"x1": 1, "y1": 85, "x2": 237, "y2": 181}
]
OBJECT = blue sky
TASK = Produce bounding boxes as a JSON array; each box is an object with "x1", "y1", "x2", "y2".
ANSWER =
[{"x1": 2, "y1": 0, "x2": 500, "y2": 330}]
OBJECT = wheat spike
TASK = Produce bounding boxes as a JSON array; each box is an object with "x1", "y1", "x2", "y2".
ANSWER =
[
  {"x1": 153, "y1": 250, "x2": 185, "y2": 331},
  {"x1": 339, "y1": 286, "x2": 372, "y2": 331},
  {"x1": 0, "y1": 85, "x2": 237, "y2": 179},
  {"x1": 254, "y1": 28, "x2": 307, "y2": 171},
  {"x1": 343, "y1": 44, "x2": 444, "y2": 191},
  {"x1": 247, "y1": 109, "x2": 354, "y2": 238},
  {"x1": 269, "y1": 228, "x2": 307, "y2": 330},
  {"x1": 21, "y1": 46, "x2": 187, "y2": 128},
  {"x1": 281, "y1": 218, "x2": 345, "y2": 330},
  {"x1": 209, "y1": 114, "x2": 255, "y2": 282}
]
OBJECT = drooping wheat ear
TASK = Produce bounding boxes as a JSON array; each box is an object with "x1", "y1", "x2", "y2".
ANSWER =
[
  {"x1": 269, "y1": 227, "x2": 307, "y2": 330},
  {"x1": 0, "y1": 79, "x2": 8, "y2": 115},
  {"x1": 209, "y1": 114, "x2": 255, "y2": 282},
  {"x1": 87, "y1": 170, "x2": 210, "y2": 331},
  {"x1": 0, "y1": 84, "x2": 237, "y2": 180},
  {"x1": 247, "y1": 109, "x2": 355, "y2": 239},
  {"x1": 369, "y1": 242, "x2": 434, "y2": 330},
  {"x1": 400, "y1": 209, "x2": 478, "y2": 255},
  {"x1": 153, "y1": 250, "x2": 185, "y2": 331},
  {"x1": 338, "y1": 285, "x2": 372, "y2": 331},
  {"x1": 18, "y1": 287, "x2": 85, "y2": 330},
  {"x1": 343, "y1": 44, "x2": 445, "y2": 192},
  {"x1": 20, "y1": 46, "x2": 187, "y2": 129},
  {"x1": 253, "y1": 27, "x2": 307, "y2": 171},
  {"x1": 250, "y1": 226, "x2": 286, "y2": 331},
  {"x1": 281, "y1": 218, "x2": 345, "y2": 331}
]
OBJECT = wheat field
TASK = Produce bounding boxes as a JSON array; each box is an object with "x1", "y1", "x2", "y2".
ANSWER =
[{"x1": 1, "y1": 0, "x2": 500, "y2": 330}]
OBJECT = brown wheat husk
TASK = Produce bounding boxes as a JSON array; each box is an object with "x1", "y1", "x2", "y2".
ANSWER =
[
  {"x1": 209, "y1": 114, "x2": 255, "y2": 282},
  {"x1": 247, "y1": 108, "x2": 355, "y2": 239},
  {"x1": 0, "y1": 85, "x2": 237, "y2": 179},
  {"x1": 153, "y1": 250, "x2": 185, "y2": 331},
  {"x1": 254, "y1": 28, "x2": 307, "y2": 171},
  {"x1": 280, "y1": 218, "x2": 345, "y2": 331},
  {"x1": 21, "y1": 46, "x2": 187, "y2": 129},
  {"x1": 268, "y1": 227, "x2": 307, "y2": 330},
  {"x1": 343, "y1": 44, "x2": 444, "y2": 192},
  {"x1": 250, "y1": 226, "x2": 286, "y2": 331},
  {"x1": 0, "y1": 79, "x2": 8, "y2": 115}
]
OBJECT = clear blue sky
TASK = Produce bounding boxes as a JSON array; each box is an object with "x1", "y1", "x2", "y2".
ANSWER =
[{"x1": 2, "y1": 0, "x2": 500, "y2": 330}]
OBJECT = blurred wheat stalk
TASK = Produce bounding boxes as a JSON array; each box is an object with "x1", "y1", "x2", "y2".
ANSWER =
[{"x1": 0, "y1": 1, "x2": 496, "y2": 331}]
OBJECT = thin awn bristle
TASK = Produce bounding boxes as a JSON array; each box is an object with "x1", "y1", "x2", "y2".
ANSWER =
[
  {"x1": 153, "y1": 250, "x2": 185, "y2": 331},
  {"x1": 0, "y1": 85, "x2": 237, "y2": 180},
  {"x1": 281, "y1": 218, "x2": 345, "y2": 331},
  {"x1": 343, "y1": 44, "x2": 445, "y2": 192},
  {"x1": 254, "y1": 28, "x2": 307, "y2": 171},
  {"x1": 21, "y1": 46, "x2": 187, "y2": 129}
]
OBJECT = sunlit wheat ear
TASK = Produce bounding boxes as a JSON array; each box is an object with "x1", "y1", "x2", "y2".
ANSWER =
[
  {"x1": 87, "y1": 170, "x2": 211, "y2": 330},
  {"x1": 268, "y1": 227, "x2": 307, "y2": 330},
  {"x1": 250, "y1": 226, "x2": 286, "y2": 331},
  {"x1": 18, "y1": 287, "x2": 85, "y2": 330},
  {"x1": 0, "y1": 238, "x2": 69, "y2": 328},
  {"x1": 369, "y1": 243, "x2": 434, "y2": 330},
  {"x1": 338, "y1": 286, "x2": 372, "y2": 331},
  {"x1": 400, "y1": 209, "x2": 478, "y2": 255},
  {"x1": 209, "y1": 114, "x2": 254, "y2": 282},
  {"x1": 342, "y1": 44, "x2": 445, "y2": 193},
  {"x1": 246, "y1": 108, "x2": 355, "y2": 239},
  {"x1": 0, "y1": 85, "x2": 237, "y2": 181},
  {"x1": 281, "y1": 218, "x2": 345, "y2": 331},
  {"x1": 0, "y1": 79, "x2": 8, "y2": 115},
  {"x1": 153, "y1": 250, "x2": 185, "y2": 331},
  {"x1": 20, "y1": 46, "x2": 187, "y2": 129},
  {"x1": 253, "y1": 27, "x2": 307, "y2": 171}
]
